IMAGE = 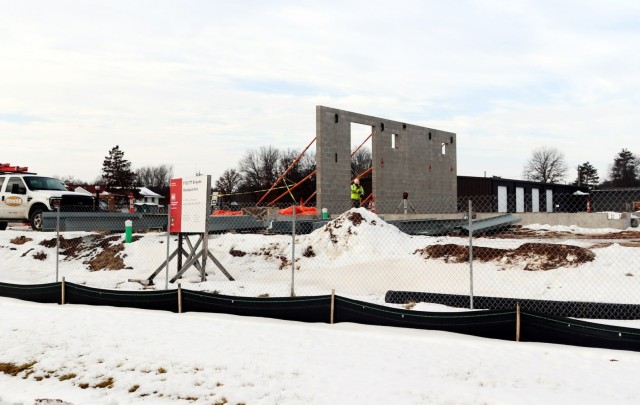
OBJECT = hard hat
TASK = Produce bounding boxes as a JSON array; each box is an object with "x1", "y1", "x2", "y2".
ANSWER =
[{"x1": 354, "y1": 178, "x2": 360, "y2": 185}]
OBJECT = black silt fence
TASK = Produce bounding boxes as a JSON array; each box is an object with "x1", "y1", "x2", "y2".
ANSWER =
[
  {"x1": 3, "y1": 283, "x2": 640, "y2": 352},
  {"x1": 0, "y1": 282, "x2": 60, "y2": 304},
  {"x1": 64, "y1": 282, "x2": 178, "y2": 312},
  {"x1": 520, "y1": 311, "x2": 640, "y2": 352},
  {"x1": 386, "y1": 291, "x2": 640, "y2": 320},
  {"x1": 334, "y1": 296, "x2": 517, "y2": 341},
  {"x1": 182, "y1": 290, "x2": 332, "y2": 323}
]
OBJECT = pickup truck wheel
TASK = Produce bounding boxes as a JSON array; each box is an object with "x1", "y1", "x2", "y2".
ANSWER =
[
  {"x1": 0, "y1": 222, "x2": 7, "y2": 231},
  {"x1": 30, "y1": 208, "x2": 44, "y2": 231}
]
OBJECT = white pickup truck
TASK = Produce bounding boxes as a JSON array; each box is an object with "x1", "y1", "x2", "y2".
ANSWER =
[{"x1": 0, "y1": 172, "x2": 95, "y2": 231}]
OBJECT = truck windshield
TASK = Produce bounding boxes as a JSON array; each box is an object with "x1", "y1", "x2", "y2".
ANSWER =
[{"x1": 24, "y1": 177, "x2": 68, "y2": 191}]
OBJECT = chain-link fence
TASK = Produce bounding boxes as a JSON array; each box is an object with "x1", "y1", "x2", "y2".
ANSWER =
[{"x1": 1, "y1": 191, "x2": 639, "y2": 317}]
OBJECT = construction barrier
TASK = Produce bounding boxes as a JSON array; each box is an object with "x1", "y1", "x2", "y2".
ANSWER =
[{"x1": 2, "y1": 281, "x2": 640, "y2": 352}]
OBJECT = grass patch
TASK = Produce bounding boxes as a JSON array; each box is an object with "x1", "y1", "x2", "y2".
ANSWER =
[
  {"x1": 79, "y1": 382, "x2": 89, "y2": 389},
  {"x1": 157, "y1": 367, "x2": 167, "y2": 374},
  {"x1": 10, "y1": 236, "x2": 32, "y2": 245},
  {"x1": 129, "y1": 384, "x2": 140, "y2": 393},
  {"x1": 59, "y1": 373, "x2": 77, "y2": 381},
  {"x1": 94, "y1": 376, "x2": 114, "y2": 389},
  {"x1": 0, "y1": 360, "x2": 37, "y2": 376}
]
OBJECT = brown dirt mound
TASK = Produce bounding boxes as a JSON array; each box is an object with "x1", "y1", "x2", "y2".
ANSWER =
[
  {"x1": 10, "y1": 236, "x2": 32, "y2": 245},
  {"x1": 39, "y1": 235, "x2": 129, "y2": 271},
  {"x1": 415, "y1": 242, "x2": 595, "y2": 270}
]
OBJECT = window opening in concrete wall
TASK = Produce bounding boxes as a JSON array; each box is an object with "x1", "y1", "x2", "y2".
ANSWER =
[
  {"x1": 391, "y1": 133, "x2": 399, "y2": 149},
  {"x1": 350, "y1": 122, "x2": 373, "y2": 179},
  {"x1": 429, "y1": 132, "x2": 432, "y2": 140},
  {"x1": 441, "y1": 142, "x2": 446, "y2": 155}
]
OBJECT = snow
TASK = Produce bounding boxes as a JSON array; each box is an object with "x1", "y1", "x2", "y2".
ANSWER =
[
  {"x1": 1, "y1": 208, "x2": 640, "y2": 403},
  {"x1": 2, "y1": 297, "x2": 640, "y2": 405}
]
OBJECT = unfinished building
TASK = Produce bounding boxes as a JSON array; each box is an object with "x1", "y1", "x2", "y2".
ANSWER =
[{"x1": 316, "y1": 106, "x2": 457, "y2": 214}]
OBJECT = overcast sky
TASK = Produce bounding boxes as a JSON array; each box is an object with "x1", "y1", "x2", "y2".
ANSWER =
[{"x1": 1, "y1": 1, "x2": 639, "y2": 184}]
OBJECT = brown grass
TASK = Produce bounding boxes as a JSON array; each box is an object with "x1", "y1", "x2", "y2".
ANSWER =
[
  {"x1": 59, "y1": 373, "x2": 77, "y2": 381},
  {"x1": 129, "y1": 384, "x2": 140, "y2": 393},
  {"x1": 0, "y1": 360, "x2": 37, "y2": 376},
  {"x1": 94, "y1": 376, "x2": 114, "y2": 389}
]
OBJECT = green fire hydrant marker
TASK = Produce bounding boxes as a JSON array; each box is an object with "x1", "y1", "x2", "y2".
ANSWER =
[{"x1": 125, "y1": 220, "x2": 133, "y2": 243}]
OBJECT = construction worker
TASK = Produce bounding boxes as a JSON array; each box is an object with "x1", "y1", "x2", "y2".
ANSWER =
[{"x1": 350, "y1": 178, "x2": 365, "y2": 208}]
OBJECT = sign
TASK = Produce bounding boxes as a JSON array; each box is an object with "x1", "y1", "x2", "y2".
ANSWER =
[{"x1": 169, "y1": 175, "x2": 211, "y2": 233}]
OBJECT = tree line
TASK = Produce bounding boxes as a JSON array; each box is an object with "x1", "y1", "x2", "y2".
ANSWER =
[
  {"x1": 523, "y1": 147, "x2": 640, "y2": 190},
  {"x1": 59, "y1": 144, "x2": 639, "y2": 206}
]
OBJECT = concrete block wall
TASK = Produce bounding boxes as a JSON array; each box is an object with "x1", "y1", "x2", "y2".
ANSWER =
[{"x1": 316, "y1": 106, "x2": 457, "y2": 214}]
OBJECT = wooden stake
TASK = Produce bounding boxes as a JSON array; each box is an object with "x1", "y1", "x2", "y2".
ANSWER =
[
  {"x1": 516, "y1": 303, "x2": 521, "y2": 342},
  {"x1": 330, "y1": 289, "x2": 335, "y2": 324},
  {"x1": 61, "y1": 277, "x2": 65, "y2": 305},
  {"x1": 178, "y1": 283, "x2": 183, "y2": 314}
]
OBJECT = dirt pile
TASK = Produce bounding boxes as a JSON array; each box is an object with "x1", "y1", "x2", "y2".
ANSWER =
[
  {"x1": 415, "y1": 242, "x2": 595, "y2": 270},
  {"x1": 38, "y1": 234, "x2": 137, "y2": 271}
]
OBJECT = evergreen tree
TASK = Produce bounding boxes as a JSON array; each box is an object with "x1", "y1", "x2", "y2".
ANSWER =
[
  {"x1": 607, "y1": 148, "x2": 639, "y2": 188},
  {"x1": 573, "y1": 161, "x2": 599, "y2": 189},
  {"x1": 101, "y1": 145, "x2": 136, "y2": 192}
]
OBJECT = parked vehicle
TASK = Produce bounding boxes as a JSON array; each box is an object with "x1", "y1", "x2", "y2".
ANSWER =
[{"x1": 0, "y1": 164, "x2": 95, "y2": 231}]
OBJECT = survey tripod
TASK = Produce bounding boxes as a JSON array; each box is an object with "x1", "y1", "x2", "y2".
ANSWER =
[{"x1": 394, "y1": 192, "x2": 417, "y2": 214}]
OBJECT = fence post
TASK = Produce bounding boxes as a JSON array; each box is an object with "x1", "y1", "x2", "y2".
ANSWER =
[
  {"x1": 61, "y1": 276, "x2": 65, "y2": 305},
  {"x1": 178, "y1": 283, "x2": 182, "y2": 314},
  {"x1": 55, "y1": 203, "x2": 60, "y2": 283},
  {"x1": 291, "y1": 206, "x2": 296, "y2": 297},
  {"x1": 330, "y1": 289, "x2": 335, "y2": 324},
  {"x1": 468, "y1": 199, "x2": 474, "y2": 310},
  {"x1": 165, "y1": 209, "x2": 171, "y2": 290},
  {"x1": 516, "y1": 303, "x2": 521, "y2": 341}
]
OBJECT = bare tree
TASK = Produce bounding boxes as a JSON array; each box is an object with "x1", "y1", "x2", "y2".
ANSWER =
[
  {"x1": 351, "y1": 147, "x2": 372, "y2": 178},
  {"x1": 135, "y1": 164, "x2": 174, "y2": 191},
  {"x1": 215, "y1": 168, "x2": 241, "y2": 195},
  {"x1": 239, "y1": 146, "x2": 281, "y2": 189},
  {"x1": 523, "y1": 146, "x2": 568, "y2": 183}
]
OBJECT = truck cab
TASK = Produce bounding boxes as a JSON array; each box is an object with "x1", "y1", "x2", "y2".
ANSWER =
[{"x1": 0, "y1": 164, "x2": 95, "y2": 231}]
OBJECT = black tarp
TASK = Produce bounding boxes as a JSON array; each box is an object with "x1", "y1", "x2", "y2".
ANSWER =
[
  {"x1": 64, "y1": 282, "x2": 178, "y2": 312},
  {"x1": 334, "y1": 296, "x2": 517, "y2": 340},
  {"x1": 182, "y1": 290, "x2": 332, "y2": 323},
  {"x1": 0, "y1": 282, "x2": 60, "y2": 304},
  {"x1": 385, "y1": 291, "x2": 640, "y2": 320}
]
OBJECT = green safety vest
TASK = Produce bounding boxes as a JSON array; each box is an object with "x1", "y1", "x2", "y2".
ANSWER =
[{"x1": 351, "y1": 183, "x2": 364, "y2": 200}]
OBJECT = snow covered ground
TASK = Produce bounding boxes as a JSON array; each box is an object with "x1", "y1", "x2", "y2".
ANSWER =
[
  {"x1": 2, "y1": 297, "x2": 640, "y2": 405},
  {"x1": 2, "y1": 209, "x2": 640, "y2": 403}
]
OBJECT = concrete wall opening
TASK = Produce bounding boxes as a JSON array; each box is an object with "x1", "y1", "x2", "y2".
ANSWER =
[{"x1": 350, "y1": 122, "x2": 373, "y2": 179}]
